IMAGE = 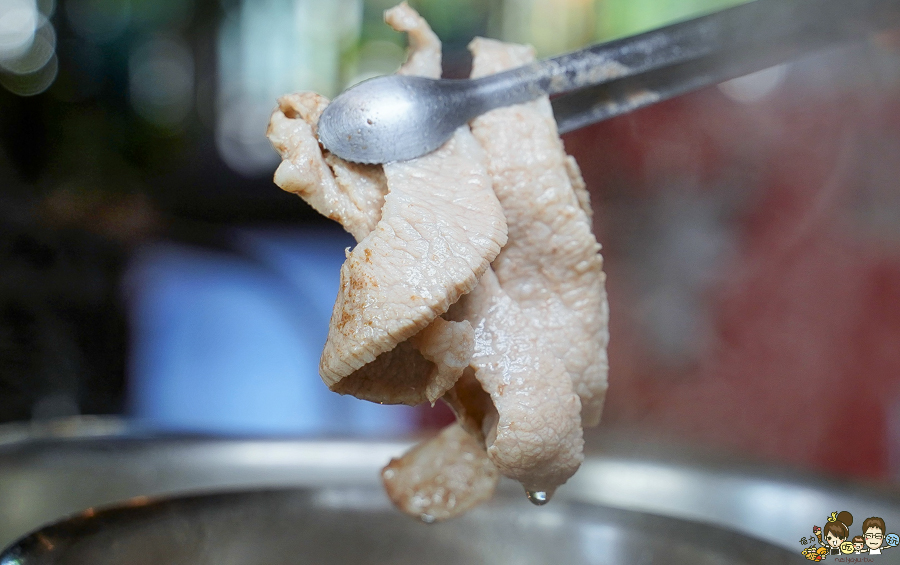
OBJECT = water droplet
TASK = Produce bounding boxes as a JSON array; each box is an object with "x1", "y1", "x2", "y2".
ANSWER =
[
  {"x1": 419, "y1": 513, "x2": 436, "y2": 524},
  {"x1": 525, "y1": 490, "x2": 549, "y2": 506}
]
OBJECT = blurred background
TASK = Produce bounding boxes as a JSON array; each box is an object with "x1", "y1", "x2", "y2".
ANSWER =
[{"x1": 1, "y1": 0, "x2": 899, "y2": 485}]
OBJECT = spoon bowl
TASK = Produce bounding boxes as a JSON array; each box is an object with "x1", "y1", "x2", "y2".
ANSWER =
[{"x1": 318, "y1": 75, "x2": 475, "y2": 164}]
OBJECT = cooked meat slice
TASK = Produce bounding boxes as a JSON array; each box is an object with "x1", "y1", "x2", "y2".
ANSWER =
[
  {"x1": 265, "y1": 0, "x2": 442, "y2": 243},
  {"x1": 319, "y1": 122, "x2": 506, "y2": 388},
  {"x1": 268, "y1": 100, "x2": 455, "y2": 404},
  {"x1": 449, "y1": 269, "x2": 584, "y2": 495},
  {"x1": 565, "y1": 155, "x2": 593, "y2": 221},
  {"x1": 268, "y1": 96, "x2": 437, "y2": 405},
  {"x1": 469, "y1": 38, "x2": 610, "y2": 427},
  {"x1": 382, "y1": 422, "x2": 499, "y2": 522},
  {"x1": 329, "y1": 340, "x2": 432, "y2": 405},
  {"x1": 441, "y1": 367, "x2": 497, "y2": 444},
  {"x1": 386, "y1": 2, "x2": 441, "y2": 79},
  {"x1": 270, "y1": 112, "x2": 476, "y2": 407},
  {"x1": 335, "y1": 317, "x2": 473, "y2": 405},
  {"x1": 267, "y1": 6, "x2": 505, "y2": 406},
  {"x1": 374, "y1": 4, "x2": 500, "y2": 519},
  {"x1": 326, "y1": 155, "x2": 388, "y2": 235},
  {"x1": 317, "y1": 11, "x2": 507, "y2": 392},
  {"x1": 409, "y1": 317, "x2": 475, "y2": 404},
  {"x1": 269, "y1": 4, "x2": 609, "y2": 518},
  {"x1": 268, "y1": 93, "x2": 383, "y2": 242}
]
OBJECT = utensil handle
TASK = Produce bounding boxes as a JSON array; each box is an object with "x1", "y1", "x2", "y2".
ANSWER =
[
  {"x1": 474, "y1": 0, "x2": 900, "y2": 113},
  {"x1": 551, "y1": 0, "x2": 900, "y2": 134}
]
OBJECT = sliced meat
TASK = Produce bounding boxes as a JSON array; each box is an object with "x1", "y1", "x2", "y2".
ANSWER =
[
  {"x1": 409, "y1": 317, "x2": 475, "y2": 404},
  {"x1": 469, "y1": 37, "x2": 610, "y2": 427},
  {"x1": 269, "y1": 100, "x2": 475, "y2": 406},
  {"x1": 449, "y1": 269, "x2": 584, "y2": 494},
  {"x1": 441, "y1": 367, "x2": 497, "y2": 444},
  {"x1": 565, "y1": 155, "x2": 593, "y2": 221},
  {"x1": 329, "y1": 341, "x2": 433, "y2": 405},
  {"x1": 386, "y1": 2, "x2": 441, "y2": 79},
  {"x1": 317, "y1": 9, "x2": 507, "y2": 393},
  {"x1": 268, "y1": 3, "x2": 609, "y2": 519},
  {"x1": 376, "y1": 2, "x2": 506, "y2": 522},
  {"x1": 375, "y1": 4, "x2": 501, "y2": 520},
  {"x1": 268, "y1": 95, "x2": 436, "y2": 405},
  {"x1": 267, "y1": 93, "x2": 383, "y2": 242},
  {"x1": 318, "y1": 117, "x2": 506, "y2": 389},
  {"x1": 326, "y1": 154, "x2": 388, "y2": 235},
  {"x1": 267, "y1": 5, "x2": 506, "y2": 407},
  {"x1": 382, "y1": 422, "x2": 499, "y2": 522}
]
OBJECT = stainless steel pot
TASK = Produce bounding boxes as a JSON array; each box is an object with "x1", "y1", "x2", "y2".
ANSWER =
[
  {"x1": 0, "y1": 419, "x2": 896, "y2": 564},
  {"x1": 3, "y1": 487, "x2": 806, "y2": 565}
]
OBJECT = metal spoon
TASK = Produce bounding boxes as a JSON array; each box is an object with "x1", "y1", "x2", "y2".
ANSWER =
[{"x1": 318, "y1": 0, "x2": 900, "y2": 164}]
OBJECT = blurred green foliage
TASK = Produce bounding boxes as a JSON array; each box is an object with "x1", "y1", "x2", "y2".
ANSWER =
[
  {"x1": 355, "y1": 0, "x2": 749, "y2": 61},
  {"x1": 598, "y1": 0, "x2": 747, "y2": 39}
]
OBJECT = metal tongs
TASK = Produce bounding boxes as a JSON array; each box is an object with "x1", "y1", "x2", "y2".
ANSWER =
[{"x1": 318, "y1": 0, "x2": 900, "y2": 164}]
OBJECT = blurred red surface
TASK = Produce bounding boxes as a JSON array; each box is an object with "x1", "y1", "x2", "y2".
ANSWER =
[
  {"x1": 566, "y1": 66, "x2": 900, "y2": 480},
  {"x1": 420, "y1": 58, "x2": 900, "y2": 481}
]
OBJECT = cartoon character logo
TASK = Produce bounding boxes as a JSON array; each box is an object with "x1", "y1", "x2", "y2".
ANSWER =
[
  {"x1": 862, "y1": 516, "x2": 898, "y2": 556},
  {"x1": 802, "y1": 546, "x2": 828, "y2": 561},
  {"x1": 803, "y1": 513, "x2": 899, "y2": 559},
  {"x1": 813, "y1": 511, "x2": 854, "y2": 557}
]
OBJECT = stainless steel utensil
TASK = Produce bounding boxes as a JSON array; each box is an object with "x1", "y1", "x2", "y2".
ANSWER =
[
  {"x1": 1, "y1": 420, "x2": 899, "y2": 557},
  {"x1": 1, "y1": 487, "x2": 808, "y2": 565},
  {"x1": 317, "y1": 0, "x2": 900, "y2": 164}
]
